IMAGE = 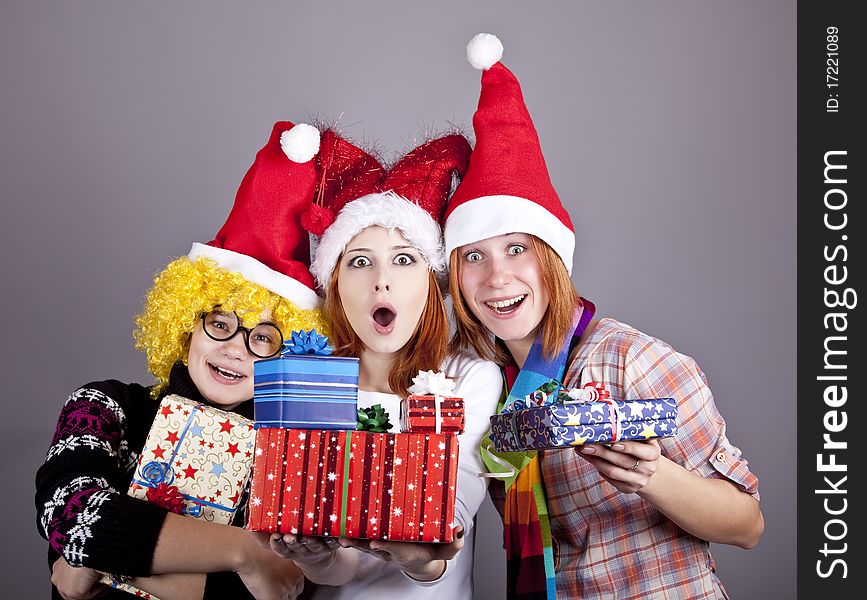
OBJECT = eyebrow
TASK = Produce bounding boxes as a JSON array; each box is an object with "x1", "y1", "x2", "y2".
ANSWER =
[
  {"x1": 237, "y1": 316, "x2": 277, "y2": 328},
  {"x1": 345, "y1": 245, "x2": 416, "y2": 253}
]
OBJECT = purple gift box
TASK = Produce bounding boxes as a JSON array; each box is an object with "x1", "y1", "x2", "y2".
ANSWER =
[{"x1": 489, "y1": 397, "x2": 678, "y2": 451}]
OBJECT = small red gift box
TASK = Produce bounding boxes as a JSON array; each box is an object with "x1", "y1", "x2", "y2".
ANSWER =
[
  {"x1": 246, "y1": 428, "x2": 459, "y2": 542},
  {"x1": 400, "y1": 395, "x2": 465, "y2": 434}
]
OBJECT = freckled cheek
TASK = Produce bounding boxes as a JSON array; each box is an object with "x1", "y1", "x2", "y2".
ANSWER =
[{"x1": 459, "y1": 269, "x2": 481, "y2": 303}]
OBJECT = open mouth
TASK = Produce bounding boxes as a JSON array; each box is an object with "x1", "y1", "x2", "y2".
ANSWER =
[
  {"x1": 485, "y1": 294, "x2": 527, "y2": 315},
  {"x1": 371, "y1": 304, "x2": 397, "y2": 333},
  {"x1": 209, "y1": 362, "x2": 246, "y2": 382}
]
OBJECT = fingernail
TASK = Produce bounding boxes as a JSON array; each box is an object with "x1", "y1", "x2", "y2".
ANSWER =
[
  {"x1": 612, "y1": 444, "x2": 625, "y2": 451},
  {"x1": 580, "y1": 446, "x2": 595, "y2": 454}
]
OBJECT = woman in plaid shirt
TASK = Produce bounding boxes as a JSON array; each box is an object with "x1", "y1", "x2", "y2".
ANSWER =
[{"x1": 440, "y1": 33, "x2": 765, "y2": 599}]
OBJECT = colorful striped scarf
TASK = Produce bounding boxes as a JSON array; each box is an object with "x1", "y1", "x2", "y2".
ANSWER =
[{"x1": 482, "y1": 298, "x2": 595, "y2": 600}]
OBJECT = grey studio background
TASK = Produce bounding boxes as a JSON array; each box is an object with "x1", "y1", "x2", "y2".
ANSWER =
[{"x1": 1, "y1": 1, "x2": 795, "y2": 598}]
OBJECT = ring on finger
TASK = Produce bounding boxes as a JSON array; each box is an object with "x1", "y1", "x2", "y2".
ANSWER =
[{"x1": 630, "y1": 459, "x2": 641, "y2": 471}]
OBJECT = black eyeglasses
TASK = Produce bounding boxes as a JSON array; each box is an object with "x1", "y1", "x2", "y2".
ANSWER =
[{"x1": 200, "y1": 310, "x2": 284, "y2": 359}]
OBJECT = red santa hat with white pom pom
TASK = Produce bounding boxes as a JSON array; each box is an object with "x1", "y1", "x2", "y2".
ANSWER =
[
  {"x1": 187, "y1": 121, "x2": 324, "y2": 309},
  {"x1": 444, "y1": 33, "x2": 576, "y2": 274}
]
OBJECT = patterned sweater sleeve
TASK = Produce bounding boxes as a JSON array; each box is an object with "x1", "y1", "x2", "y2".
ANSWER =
[{"x1": 35, "y1": 380, "x2": 169, "y2": 576}]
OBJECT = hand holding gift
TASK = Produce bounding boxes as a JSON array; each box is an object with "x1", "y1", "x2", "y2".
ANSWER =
[
  {"x1": 340, "y1": 524, "x2": 466, "y2": 582},
  {"x1": 577, "y1": 438, "x2": 663, "y2": 494}
]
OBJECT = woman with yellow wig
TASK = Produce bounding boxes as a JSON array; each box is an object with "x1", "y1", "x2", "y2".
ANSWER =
[{"x1": 36, "y1": 122, "x2": 327, "y2": 600}]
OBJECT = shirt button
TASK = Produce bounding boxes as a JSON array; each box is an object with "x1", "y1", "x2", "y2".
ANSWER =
[{"x1": 716, "y1": 451, "x2": 727, "y2": 463}]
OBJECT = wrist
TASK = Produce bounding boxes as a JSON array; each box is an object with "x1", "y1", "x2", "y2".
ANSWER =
[
  {"x1": 402, "y1": 559, "x2": 446, "y2": 582},
  {"x1": 296, "y1": 548, "x2": 337, "y2": 571},
  {"x1": 231, "y1": 530, "x2": 262, "y2": 574},
  {"x1": 636, "y1": 454, "x2": 672, "y2": 501}
]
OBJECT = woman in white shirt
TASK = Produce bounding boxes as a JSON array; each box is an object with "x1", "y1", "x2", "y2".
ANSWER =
[{"x1": 264, "y1": 131, "x2": 502, "y2": 599}]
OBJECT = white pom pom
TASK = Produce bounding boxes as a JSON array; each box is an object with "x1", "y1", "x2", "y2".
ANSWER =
[
  {"x1": 466, "y1": 33, "x2": 503, "y2": 70},
  {"x1": 280, "y1": 123, "x2": 320, "y2": 163}
]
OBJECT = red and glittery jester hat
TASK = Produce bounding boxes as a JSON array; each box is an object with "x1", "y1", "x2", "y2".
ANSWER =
[{"x1": 308, "y1": 132, "x2": 472, "y2": 288}]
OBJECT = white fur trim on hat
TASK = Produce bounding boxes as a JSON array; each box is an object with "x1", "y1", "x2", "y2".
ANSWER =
[
  {"x1": 310, "y1": 191, "x2": 445, "y2": 288},
  {"x1": 280, "y1": 124, "x2": 320, "y2": 163},
  {"x1": 467, "y1": 33, "x2": 503, "y2": 71},
  {"x1": 444, "y1": 196, "x2": 575, "y2": 275},
  {"x1": 187, "y1": 243, "x2": 323, "y2": 310}
]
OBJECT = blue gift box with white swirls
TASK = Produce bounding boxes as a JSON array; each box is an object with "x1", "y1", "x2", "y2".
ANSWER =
[
  {"x1": 253, "y1": 330, "x2": 359, "y2": 430},
  {"x1": 489, "y1": 397, "x2": 678, "y2": 451}
]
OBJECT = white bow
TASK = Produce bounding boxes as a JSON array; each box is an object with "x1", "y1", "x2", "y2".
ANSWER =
[
  {"x1": 408, "y1": 370, "x2": 456, "y2": 397},
  {"x1": 407, "y1": 370, "x2": 457, "y2": 435}
]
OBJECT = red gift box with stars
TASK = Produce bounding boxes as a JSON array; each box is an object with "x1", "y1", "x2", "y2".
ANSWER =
[
  {"x1": 400, "y1": 395, "x2": 465, "y2": 434},
  {"x1": 246, "y1": 428, "x2": 459, "y2": 543}
]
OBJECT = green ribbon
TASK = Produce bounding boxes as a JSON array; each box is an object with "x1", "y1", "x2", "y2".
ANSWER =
[{"x1": 340, "y1": 431, "x2": 352, "y2": 537}]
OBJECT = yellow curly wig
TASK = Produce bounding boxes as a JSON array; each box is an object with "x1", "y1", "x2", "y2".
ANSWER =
[{"x1": 133, "y1": 256, "x2": 328, "y2": 396}]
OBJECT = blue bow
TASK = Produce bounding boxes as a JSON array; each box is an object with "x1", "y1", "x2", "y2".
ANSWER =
[{"x1": 281, "y1": 329, "x2": 333, "y2": 356}]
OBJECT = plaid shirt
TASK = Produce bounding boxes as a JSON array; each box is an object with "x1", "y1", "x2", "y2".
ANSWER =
[{"x1": 541, "y1": 318, "x2": 760, "y2": 599}]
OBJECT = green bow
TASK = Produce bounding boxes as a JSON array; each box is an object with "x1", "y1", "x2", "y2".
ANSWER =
[{"x1": 356, "y1": 404, "x2": 392, "y2": 433}]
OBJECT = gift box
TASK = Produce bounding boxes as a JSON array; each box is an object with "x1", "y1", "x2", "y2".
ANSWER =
[
  {"x1": 489, "y1": 397, "x2": 678, "y2": 451},
  {"x1": 400, "y1": 370, "x2": 464, "y2": 434},
  {"x1": 400, "y1": 395, "x2": 465, "y2": 434},
  {"x1": 246, "y1": 428, "x2": 459, "y2": 543},
  {"x1": 254, "y1": 331, "x2": 359, "y2": 430},
  {"x1": 102, "y1": 578, "x2": 155, "y2": 598},
  {"x1": 99, "y1": 394, "x2": 256, "y2": 596}
]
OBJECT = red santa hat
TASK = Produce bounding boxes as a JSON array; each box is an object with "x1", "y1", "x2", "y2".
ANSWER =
[
  {"x1": 187, "y1": 121, "x2": 323, "y2": 309},
  {"x1": 309, "y1": 133, "x2": 471, "y2": 288},
  {"x1": 444, "y1": 33, "x2": 576, "y2": 274}
]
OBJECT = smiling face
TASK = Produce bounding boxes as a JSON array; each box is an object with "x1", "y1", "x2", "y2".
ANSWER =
[
  {"x1": 336, "y1": 226, "x2": 430, "y2": 357},
  {"x1": 186, "y1": 312, "x2": 263, "y2": 410},
  {"x1": 457, "y1": 232, "x2": 550, "y2": 350}
]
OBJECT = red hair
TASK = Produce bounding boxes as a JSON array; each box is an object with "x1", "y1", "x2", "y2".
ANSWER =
[
  {"x1": 448, "y1": 235, "x2": 578, "y2": 365},
  {"x1": 325, "y1": 269, "x2": 448, "y2": 397}
]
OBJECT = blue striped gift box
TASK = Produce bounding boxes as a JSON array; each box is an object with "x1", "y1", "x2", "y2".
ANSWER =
[{"x1": 253, "y1": 354, "x2": 359, "y2": 430}]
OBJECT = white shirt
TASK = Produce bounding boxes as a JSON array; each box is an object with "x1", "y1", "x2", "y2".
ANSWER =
[{"x1": 311, "y1": 352, "x2": 502, "y2": 600}]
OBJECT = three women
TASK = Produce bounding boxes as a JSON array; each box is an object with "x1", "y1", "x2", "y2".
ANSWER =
[{"x1": 38, "y1": 32, "x2": 765, "y2": 599}]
